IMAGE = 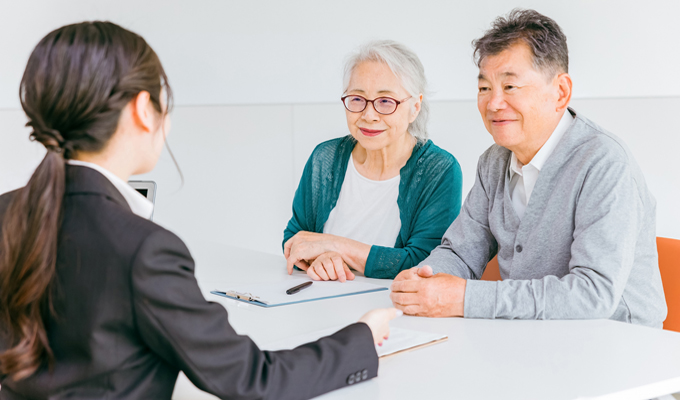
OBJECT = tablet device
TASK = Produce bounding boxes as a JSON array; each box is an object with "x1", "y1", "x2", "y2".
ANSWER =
[{"x1": 128, "y1": 180, "x2": 156, "y2": 220}]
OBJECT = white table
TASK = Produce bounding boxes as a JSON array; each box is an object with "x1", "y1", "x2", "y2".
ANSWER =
[{"x1": 172, "y1": 241, "x2": 680, "y2": 400}]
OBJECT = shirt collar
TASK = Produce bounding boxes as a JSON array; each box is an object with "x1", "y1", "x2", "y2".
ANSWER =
[
  {"x1": 510, "y1": 110, "x2": 574, "y2": 177},
  {"x1": 66, "y1": 160, "x2": 154, "y2": 219}
]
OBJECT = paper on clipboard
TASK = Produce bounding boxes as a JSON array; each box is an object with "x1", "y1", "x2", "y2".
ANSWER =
[
  {"x1": 261, "y1": 326, "x2": 447, "y2": 358},
  {"x1": 211, "y1": 277, "x2": 388, "y2": 307}
]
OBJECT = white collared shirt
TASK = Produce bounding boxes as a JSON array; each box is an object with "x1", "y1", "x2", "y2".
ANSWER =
[
  {"x1": 509, "y1": 110, "x2": 574, "y2": 220},
  {"x1": 67, "y1": 160, "x2": 154, "y2": 219}
]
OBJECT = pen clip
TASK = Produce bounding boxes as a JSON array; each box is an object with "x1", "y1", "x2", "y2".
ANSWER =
[{"x1": 224, "y1": 290, "x2": 269, "y2": 305}]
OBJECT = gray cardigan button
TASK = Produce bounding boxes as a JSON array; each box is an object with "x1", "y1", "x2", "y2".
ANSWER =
[{"x1": 516, "y1": 244, "x2": 523, "y2": 253}]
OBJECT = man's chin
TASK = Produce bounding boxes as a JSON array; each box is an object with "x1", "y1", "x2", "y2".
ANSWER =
[{"x1": 489, "y1": 132, "x2": 521, "y2": 150}]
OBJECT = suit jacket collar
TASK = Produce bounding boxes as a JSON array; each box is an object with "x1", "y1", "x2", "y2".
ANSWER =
[{"x1": 65, "y1": 164, "x2": 131, "y2": 213}]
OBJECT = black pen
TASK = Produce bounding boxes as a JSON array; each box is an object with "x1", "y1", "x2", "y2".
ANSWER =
[{"x1": 286, "y1": 281, "x2": 313, "y2": 295}]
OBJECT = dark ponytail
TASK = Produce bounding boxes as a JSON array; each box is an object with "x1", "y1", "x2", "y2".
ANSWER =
[{"x1": 0, "y1": 21, "x2": 171, "y2": 381}]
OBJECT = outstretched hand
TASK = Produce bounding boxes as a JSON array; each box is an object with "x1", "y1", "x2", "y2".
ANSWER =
[{"x1": 358, "y1": 308, "x2": 402, "y2": 346}]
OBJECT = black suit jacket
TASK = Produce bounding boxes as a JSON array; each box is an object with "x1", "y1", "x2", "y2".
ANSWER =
[{"x1": 0, "y1": 165, "x2": 378, "y2": 399}]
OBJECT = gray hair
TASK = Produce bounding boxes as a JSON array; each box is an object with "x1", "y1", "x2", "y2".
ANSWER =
[
  {"x1": 343, "y1": 40, "x2": 430, "y2": 142},
  {"x1": 473, "y1": 9, "x2": 569, "y2": 77}
]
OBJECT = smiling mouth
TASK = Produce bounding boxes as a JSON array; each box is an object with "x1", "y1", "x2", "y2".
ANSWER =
[
  {"x1": 359, "y1": 128, "x2": 384, "y2": 137},
  {"x1": 491, "y1": 119, "x2": 517, "y2": 125}
]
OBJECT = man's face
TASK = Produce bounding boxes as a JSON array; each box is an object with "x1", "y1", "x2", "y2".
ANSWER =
[{"x1": 477, "y1": 42, "x2": 560, "y2": 154}]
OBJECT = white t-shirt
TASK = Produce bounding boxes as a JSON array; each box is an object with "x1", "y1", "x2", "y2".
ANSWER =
[{"x1": 323, "y1": 155, "x2": 401, "y2": 247}]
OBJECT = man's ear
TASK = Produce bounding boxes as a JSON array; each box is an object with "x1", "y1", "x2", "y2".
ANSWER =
[
  {"x1": 555, "y1": 73, "x2": 572, "y2": 112},
  {"x1": 131, "y1": 91, "x2": 153, "y2": 133}
]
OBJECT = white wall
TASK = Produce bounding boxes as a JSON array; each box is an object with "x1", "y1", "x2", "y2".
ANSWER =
[
  {"x1": 1, "y1": 1, "x2": 679, "y2": 255},
  {"x1": 0, "y1": 0, "x2": 679, "y2": 108}
]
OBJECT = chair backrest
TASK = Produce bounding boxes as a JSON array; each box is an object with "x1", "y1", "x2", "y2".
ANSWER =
[
  {"x1": 658, "y1": 237, "x2": 680, "y2": 332},
  {"x1": 481, "y1": 256, "x2": 501, "y2": 281},
  {"x1": 480, "y1": 239, "x2": 680, "y2": 332}
]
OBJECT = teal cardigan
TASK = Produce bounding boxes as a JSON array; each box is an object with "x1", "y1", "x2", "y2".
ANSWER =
[{"x1": 283, "y1": 135, "x2": 463, "y2": 279}]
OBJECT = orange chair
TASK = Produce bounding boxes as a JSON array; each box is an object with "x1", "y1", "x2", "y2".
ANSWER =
[
  {"x1": 481, "y1": 256, "x2": 501, "y2": 281},
  {"x1": 479, "y1": 239, "x2": 680, "y2": 332},
  {"x1": 658, "y1": 237, "x2": 680, "y2": 332}
]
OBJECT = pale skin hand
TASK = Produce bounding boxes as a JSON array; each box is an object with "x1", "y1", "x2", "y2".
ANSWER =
[
  {"x1": 358, "y1": 308, "x2": 402, "y2": 346},
  {"x1": 284, "y1": 231, "x2": 370, "y2": 278},
  {"x1": 306, "y1": 251, "x2": 356, "y2": 282},
  {"x1": 389, "y1": 266, "x2": 467, "y2": 317}
]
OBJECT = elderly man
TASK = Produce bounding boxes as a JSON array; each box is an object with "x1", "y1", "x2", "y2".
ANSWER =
[{"x1": 390, "y1": 9, "x2": 667, "y2": 327}]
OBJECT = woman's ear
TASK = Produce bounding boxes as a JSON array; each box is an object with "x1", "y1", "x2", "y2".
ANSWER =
[
  {"x1": 409, "y1": 93, "x2": 423, "y2": 123},
  {"x1": 131, "y1": 91, "x2": 154, "y2": 133}
]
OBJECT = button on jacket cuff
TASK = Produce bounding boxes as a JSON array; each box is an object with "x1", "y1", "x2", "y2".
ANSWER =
[{"x1": 464, "y1": 280, "x2": 497, "y2": 318}]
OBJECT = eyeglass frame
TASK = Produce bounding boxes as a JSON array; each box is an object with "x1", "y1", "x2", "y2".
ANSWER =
[{"x1": 340, "y1": 94, "x2": 412, "y2": 115}]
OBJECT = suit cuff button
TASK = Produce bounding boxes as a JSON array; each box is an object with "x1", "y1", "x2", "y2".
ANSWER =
[
  {"x1": 362, "y1": 369, "x2": 368, "y2": 380},
  {"x1": 347, "y1": 374, "x2": 355, "y2": 385}
]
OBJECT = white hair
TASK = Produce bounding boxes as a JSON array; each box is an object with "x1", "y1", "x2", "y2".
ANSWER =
[{"x1": 343, "y1": 40, "x2": 430, "y2": 142}]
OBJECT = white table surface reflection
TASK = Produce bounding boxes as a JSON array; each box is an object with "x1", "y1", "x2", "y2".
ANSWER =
[{"x1": 172, "y1": 241, "x2": 680, "y2": 400}]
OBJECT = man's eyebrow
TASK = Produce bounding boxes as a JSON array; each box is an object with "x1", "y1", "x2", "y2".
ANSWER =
[
  {"x1": 346, "y1": 89, "x2": 365, "y2": 93},
  {"x1": 478, "y1": 72, "x2": 519, "y2": 80}
]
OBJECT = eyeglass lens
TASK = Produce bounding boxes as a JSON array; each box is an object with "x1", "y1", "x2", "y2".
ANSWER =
[{"x1": 344, "y1": 96, "x2": 398, "y2": 115}]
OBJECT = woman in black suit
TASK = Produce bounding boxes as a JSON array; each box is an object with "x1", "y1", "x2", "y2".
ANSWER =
[{"x1": 0, "y1": 21, "x2": 398, "y2": 400}]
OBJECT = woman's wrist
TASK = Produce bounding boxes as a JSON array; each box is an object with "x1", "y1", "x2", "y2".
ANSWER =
[{"x1": 333, "y1": 236, "x2": 370, "y2": 273}]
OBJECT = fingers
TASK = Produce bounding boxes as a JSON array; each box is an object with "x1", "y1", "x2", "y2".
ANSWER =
[
  {"x1": 286, "y1": 257, "x2": 297, "y2": 274},
  {"x1": 283, "y1": 238, "x2": 293, "y2": 259},
  {"x1": 323, "y1": 258, "x2": 338, "y2": 280},
  {"x1": 390, "y1": 279, "x2": 422, "y2": 293},
  {"x1": 392, "y1": 302, "x2": 421, "y2": 316},
  {"x1": 394, "y1": 266, "x2": 422, "y2": 282},
  {"x1": 343, "y1": 264, "x2": 356, "y2": 281},
  {"x1": 332, "y1": 256, "x2": 346, "y2": 282},
  {"x1": 418, "y1": 265, "x2": 434, "y2": 278},
  {"x1": 315, "y1": 262, "x2": 330, "y2": 280},
  {"x1": 390, "y1": 292, "x2": 421, "y2": 306},
  {"x1": 307, "y1": 265, "x2": 321, "y2": 280}
]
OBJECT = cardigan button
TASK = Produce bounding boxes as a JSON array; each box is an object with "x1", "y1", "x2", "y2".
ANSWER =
[{"x1": 515, "y1": 244, "x2": 523, "y2": 253}]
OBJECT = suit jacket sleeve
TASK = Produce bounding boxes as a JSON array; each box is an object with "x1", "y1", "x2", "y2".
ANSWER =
[{"x1": 131, "y1": 229, "x2": 378, "y2": 400}]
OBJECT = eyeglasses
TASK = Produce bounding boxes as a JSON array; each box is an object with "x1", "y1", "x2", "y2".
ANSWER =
[{"x1": 341, "y1": 94, "x2": 411, "y2": 115}]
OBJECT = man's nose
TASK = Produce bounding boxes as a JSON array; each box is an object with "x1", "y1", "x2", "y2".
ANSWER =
[{"x1": 487, "y1": 89, "x2": 507, "y2": 112}]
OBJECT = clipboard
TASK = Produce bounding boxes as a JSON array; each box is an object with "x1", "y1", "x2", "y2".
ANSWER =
[{"x1": 211, "y1": 277, "x2": 388, "y2": 308}]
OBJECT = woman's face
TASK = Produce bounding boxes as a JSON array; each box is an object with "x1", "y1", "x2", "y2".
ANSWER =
[{"x1": 344, "y1": 61, "x2": 420, "y2": 151}]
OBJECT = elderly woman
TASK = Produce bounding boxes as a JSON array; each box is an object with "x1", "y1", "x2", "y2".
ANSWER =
[{"x1": 284, "y1": 40, "x2": 462, "y2": 281}]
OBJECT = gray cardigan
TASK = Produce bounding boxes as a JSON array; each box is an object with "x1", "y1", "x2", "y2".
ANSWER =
[{"x1": 421, "y1": 108, "x2": 667, "y2": 328}]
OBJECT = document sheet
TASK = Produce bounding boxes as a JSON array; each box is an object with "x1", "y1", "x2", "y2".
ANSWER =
[{"x1": 261, "y1": 326, "x2": 447, "y2": 358}]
